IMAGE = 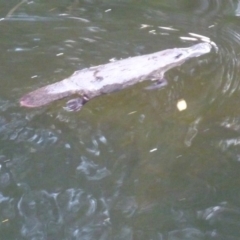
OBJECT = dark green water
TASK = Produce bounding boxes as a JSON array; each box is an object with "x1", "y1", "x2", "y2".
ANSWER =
[{"x1": 1, "y1": 0, "x2": 240, "y2": 239}]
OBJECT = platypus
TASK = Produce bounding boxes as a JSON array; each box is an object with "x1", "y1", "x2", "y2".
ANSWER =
[{"x1": 20, "y1": 42, "x2": 212, "y2": 110}]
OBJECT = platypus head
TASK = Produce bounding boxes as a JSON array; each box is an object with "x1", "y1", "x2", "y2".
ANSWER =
[
  {"x1": 176, "y1": 42, "x2": 212, "y2": 59},
  {"x1": 159, "y1": 42, "x2": 212, "y2": 71}
]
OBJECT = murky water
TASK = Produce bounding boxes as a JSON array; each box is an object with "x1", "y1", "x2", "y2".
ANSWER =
[{"x1": 1, "y1": 0, "x2": 240, "y2": 239}]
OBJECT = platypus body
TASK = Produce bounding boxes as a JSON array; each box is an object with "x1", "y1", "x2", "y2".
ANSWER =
[{"x1": 20, "y1": 43, "x2": 212, "y2": 110}]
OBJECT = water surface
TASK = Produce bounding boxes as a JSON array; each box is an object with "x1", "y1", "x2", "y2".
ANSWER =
[{"x1": 1, "y1": 0, "x2": 240, "y2": 239}]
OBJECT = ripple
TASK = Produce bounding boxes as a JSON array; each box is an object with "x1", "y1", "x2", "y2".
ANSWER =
[
  {"x1": 168, "y1": 228, "x2": 204, "y2": 240},
  {"x1": 198, "y1": 204, "x2": 240, "y2": 237},
  {"x1": 76, "y1": 156, "x2": 111, "y2": 181}
]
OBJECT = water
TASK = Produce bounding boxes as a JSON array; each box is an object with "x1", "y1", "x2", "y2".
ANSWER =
[{"x1": 1, "y1": 0, "x2": 240, "y2": 239}]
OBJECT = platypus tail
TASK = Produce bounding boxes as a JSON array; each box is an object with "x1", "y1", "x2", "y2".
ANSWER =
[{"x1": 20, "y1": 82, "x2": 74, "y2": 108}]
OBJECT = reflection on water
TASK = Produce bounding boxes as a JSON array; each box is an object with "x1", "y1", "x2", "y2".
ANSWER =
[{"x1": 1, "y1": 0, "x2": 240, "y2": 239}]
